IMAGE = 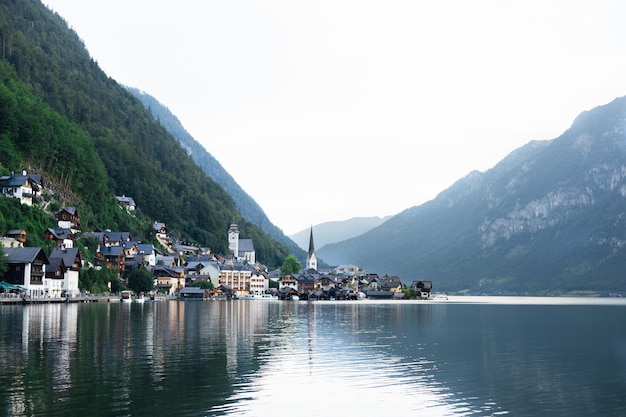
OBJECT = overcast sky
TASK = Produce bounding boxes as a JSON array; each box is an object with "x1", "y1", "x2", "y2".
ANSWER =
[{"x1": 45, "y1": 0, "x2": 626, "y2": 235}]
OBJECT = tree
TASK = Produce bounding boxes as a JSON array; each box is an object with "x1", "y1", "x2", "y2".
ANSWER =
[
  {"x1": 0, "y1": 247, "x2": 7, "y2": 278},
  {"x1": 190, "y1": 279, "x2": 214, "y2": 290},
  {"x1": 127, "y1": 268, "x2": 154, "y2": 294},
  {"x1": 280, "y1": 255, "x2": 302, "y2": 276}
]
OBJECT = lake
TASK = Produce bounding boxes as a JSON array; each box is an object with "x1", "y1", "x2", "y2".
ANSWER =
[{"x1": 1, "y1": 297, "x2": 625, "y2": 416}]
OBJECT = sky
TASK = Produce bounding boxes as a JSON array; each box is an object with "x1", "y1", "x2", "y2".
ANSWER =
[{"x1": 44, "y1": 0, "x2": 626, "y2": 235}]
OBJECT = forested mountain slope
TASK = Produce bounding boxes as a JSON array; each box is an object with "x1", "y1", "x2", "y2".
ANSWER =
[
  {"x1": 126, "y1": 88, "x2": 307, "y2": 262},
  {"x1": 319, "y1": 96, "x2": 626, "y2": 295},
  {"x1": 0, "y1": 0, "x2": 289, "y2": 267}
]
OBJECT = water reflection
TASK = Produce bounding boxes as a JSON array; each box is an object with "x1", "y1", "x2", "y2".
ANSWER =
[{"x1": 1, "y1": 299, "x2": 625, "y2": 416}]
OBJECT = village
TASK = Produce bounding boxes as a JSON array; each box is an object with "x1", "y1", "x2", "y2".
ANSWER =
[{"x1": 0, "y1": 171, "x2": 433, "y2": 302}]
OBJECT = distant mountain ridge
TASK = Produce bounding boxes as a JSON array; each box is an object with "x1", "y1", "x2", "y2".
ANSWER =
[
  {"x1": 319, "y1": 95, "x2": 626, "y2": 295},
  {"x1": 289, "y1": 216, "x2": 391, "y2": 251}
]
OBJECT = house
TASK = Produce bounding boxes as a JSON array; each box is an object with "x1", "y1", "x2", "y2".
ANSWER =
[
  {"x1": 153, "y1": 266, "x2": 184, "y2": 295},
  {"x1": 249, "y1": 270, "x2": 269, "y2": 295},
  {"x1": 116, "y1": 195, "x2": 136, "y2": 212},
  {"x1": 279, "y1": 274, "x2": 298, "y2": 291},
  {"x1": 43, "y1": 228, "x2": 74, "y2": 248},
  {"x1": 0, "y1": 171, "x2": 42, "y2": 206},
  {"x1": 136, "y1": 243, "x2": 156, "y2": 267},
  {"x1": 218, "y1": 262, "x2": 254, "y2": 295},
  {"x1": 411, "y1": 280, "x2": 432, "y2": 299},
  {"x1": 56, "y1": 207, "x2": 81, "y2": 232},
  {"x1": 44, "y1": 257, "x2": 65, "y2": 298},
  {"x1": 48, "y1": 247, "x2": 83, "y2": 297},
  {"x1": 95, "y1": 246, "x2": 126, "y2": 275},
  {"x1": 6, "y1": 229, "x2": 27, "y2": 244},
  {"x1": 3, "y1": 247, "x2": 48, "y2": 298},
  {"x1": 153, "y1": 222, "x2": 167, "y2": 239},
  {"x1": 178, "y1": 286, "x2": 207, "y2": 300}
]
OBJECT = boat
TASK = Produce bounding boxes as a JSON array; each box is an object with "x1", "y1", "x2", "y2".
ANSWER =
[
  {"x1": 121, "y1": 290, "x2": 133, "y2": 303},
  {"x1": 431, "y1": 293, "x2": 448, "y2": 301},
  {"x1": 134, "y1": 293, "x2": 146, "y2": 303},
  {"x1": 290, "y1": 295, "x2": 300, "y2": 301}
]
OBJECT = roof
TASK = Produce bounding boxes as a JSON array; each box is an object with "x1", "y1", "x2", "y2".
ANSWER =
[
  {"x1": 99, "y1": 246, "x2": 125, "y2": 256},
  {"x1": 46, "y1": 228, "x2": 73, "y2": 240},
  {"x1": 49, "y1": 247, "x2": 81, "y2": 266},
  {"x1": 116, "y1": 195, "x2": 136, "y2": 205},
  {"x1": 179, "y1": 287, "x2": 205, "y2": 294},
  {"x1": 3, "y1": 247, "x2": 48, "y2": 264},
  {"x1": 0, "y1": 173, "x2": 40, "y2": 187},
  {"x1": 238, "y1": 238, "x2": 255, "y2": 253},
  {"x1": 57, "y1": 207, "x2": 78, "y2": 216}
]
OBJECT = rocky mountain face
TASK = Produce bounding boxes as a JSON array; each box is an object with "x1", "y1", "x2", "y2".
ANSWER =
[{"x1": 319, "y1": 96, "x2": 626, "y2": 295}]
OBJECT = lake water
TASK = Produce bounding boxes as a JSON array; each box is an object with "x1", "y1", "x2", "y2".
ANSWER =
[{"x1": 1, "y1": 297, "x2": 625, "y2": 416}]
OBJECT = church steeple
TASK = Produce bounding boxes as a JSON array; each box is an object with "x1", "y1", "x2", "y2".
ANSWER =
[{"x1": 306, "y1": 226, "x2": 317, "y2": 271}]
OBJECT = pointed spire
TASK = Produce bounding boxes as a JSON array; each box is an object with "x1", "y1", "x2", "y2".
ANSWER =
[{"x1": 308, "y1": 225, "x2": 315, "y2": 256}]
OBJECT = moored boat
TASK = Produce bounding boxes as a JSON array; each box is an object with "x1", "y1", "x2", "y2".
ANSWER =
[{"x1": 121, "y1": 290, "x2": 133, "y2": 303}]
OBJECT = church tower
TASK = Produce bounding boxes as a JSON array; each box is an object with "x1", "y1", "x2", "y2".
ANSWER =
[
  {"x1": 228, "y1": 223, "x2": 239, "y2": 259},
  {"x1": 305, "y1": 226, "x2": 318, "y2": 271}
]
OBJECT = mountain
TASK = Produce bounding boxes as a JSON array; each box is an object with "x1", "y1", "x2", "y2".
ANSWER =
[
  {"x1": 289, "y1": 216, "x2": 391, "y2": 251},
  {"x1": 319, "y1": 96, "x2": 626, "y2": 295},
  {"x1": 0, "y1": 0, "x2": 290, "y2": 267},
  {"x1": 126, "y1": 88, "x2": 306, "y2": 262}
]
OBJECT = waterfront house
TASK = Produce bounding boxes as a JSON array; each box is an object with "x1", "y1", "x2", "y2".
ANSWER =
[
  {"x1": 3, "y1": 247, "x2": 48, "y2": 298},
  {"x1": 153, "y1": 265, "x2": 184, "y2": 295},
  {"x1": 249, "y1": 270, "x2": 269, "y2": 294},
  {"x1": 219, "y1": 261, "x2": 254, "y2": 296},
  {"x1": 48, "y1": 247, "x2": 82, "y2": 297},
  {"x1": 411, "y1": 280, "x2": 432, "y2": 299},
  {"x1": 44, "y1": 257, "x2": 65, "y2": 298},
  {"x1": 279, "y1": 274, "x2": 298, "y2": 291},
  {"x1": 178, "y1": 286, "x2": 206, "y2": 300}
]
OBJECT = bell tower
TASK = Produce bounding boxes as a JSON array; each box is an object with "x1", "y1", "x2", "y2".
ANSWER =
[{"x1": 228, "y1": 223, "x2": 239, "y2": 259}]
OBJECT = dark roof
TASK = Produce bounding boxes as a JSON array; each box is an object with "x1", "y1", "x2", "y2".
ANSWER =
[
  {"x1": 57, "y1": 207, "x2": 78, "y2": 216},
  {"x1": 99, "y1": 246, "x2": 125, "y2": 256},
  {"x1": 179, "y1": 287, "x2": 205, "y2": 294},
  {"x1": 46, "y1": 228, "x2": 73, "y2": 240},
  {"x1": 46, "y1": 258, "x2": 64, "y2": 275},
  {"x1": 238, "y1": 238, "x2": 255, "y2": 253},
  {"x1": 49, "y1": 247, "x2": 81, "y2": 266},
  {"x1": 3, "y1": 247, "x2": 48, "y2": 264},
  {"x1": 0, "y1": 173, "x2": 40, "y2": 187}
]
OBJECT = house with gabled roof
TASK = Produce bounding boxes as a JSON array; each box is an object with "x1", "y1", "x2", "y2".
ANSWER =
[
  {"x1": 0, "y1": 171, "x2": 42, "y2": 206},
  {"x1": 43, "y1": 227, "x2": 74, "y2": 248},
  {"x1": 48, "y1": 247, "x2": 82, "y2": 297},
  {"x1": 116, "y1": 195, "x2": 136, "y2": 212},
  {"x1": 56, "y1": 207, "x2": 81, "y2": 232},
  {"x1": 95, "y1": 245, "x2": 126, "y2": 275},
  {"x1": 6, "y1": 229, "x2": 27, "y2": 244},
  {"x1": 44, "y1": 257, "x2": 65, "y2": 298},
  {"x1": 3, "y1": 247, "x2": 48, "y2": 298},
  {"x1": 153, "y1": 265, "x2": 184, "y2": 295}
]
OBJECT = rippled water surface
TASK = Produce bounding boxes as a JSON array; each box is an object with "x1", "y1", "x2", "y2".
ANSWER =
[{"x1": 1, "y1": 297, "x2": 625, "y2": 416}]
